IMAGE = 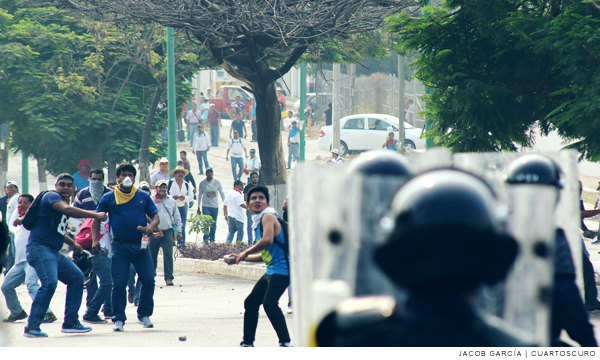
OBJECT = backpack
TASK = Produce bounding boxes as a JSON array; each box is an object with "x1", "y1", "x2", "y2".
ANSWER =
[
  {"x1": 22, "y1": 191, "x2": 50, "y2": 231},
  {"x1": 259, "y1": 215, "x2": 290, "y2": 273},
  {"x1": 74, "y1": 218, "x2": 94, "y2": 249},
  {"x1": 167, "y1": 179, "x2": 189, "y2": 194}
]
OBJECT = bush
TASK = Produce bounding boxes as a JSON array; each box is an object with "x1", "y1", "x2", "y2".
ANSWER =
[{"x1": 179, "y1": 242, "x2": 250, "y2": 261}]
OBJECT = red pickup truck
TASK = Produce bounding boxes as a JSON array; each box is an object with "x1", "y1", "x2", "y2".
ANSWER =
[{"x1": 208, "y1": 86, "x2": 254, "y2": 119}]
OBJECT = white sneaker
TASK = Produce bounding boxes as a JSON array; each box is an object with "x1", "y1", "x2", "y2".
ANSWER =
[
  {"x1": 138, "y1": 316, "x2": 154, "y2": 328},
  {"x1": 286, "y1": 307, "x2": 293, "y2": 314},
  {"x1": 113, "y1": 320, "x2": 124, "y2": 332}
]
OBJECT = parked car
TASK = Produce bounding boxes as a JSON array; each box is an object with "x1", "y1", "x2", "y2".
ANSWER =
[
  {"x1": 209, "y1": 86, "x2": 253, "y2": 119},
  {"x1": 317, "y1": 114, "x2": 425, "y2": 156}
]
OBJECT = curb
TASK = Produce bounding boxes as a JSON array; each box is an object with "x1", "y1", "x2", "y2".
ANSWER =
[{"x1": 157, "y1": 254, "x2": 265, "y2": 281}]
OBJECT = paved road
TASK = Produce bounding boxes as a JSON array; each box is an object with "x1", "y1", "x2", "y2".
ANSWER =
[{"x1": 0, "y1": 271, "x2": 293, "y2": 347}]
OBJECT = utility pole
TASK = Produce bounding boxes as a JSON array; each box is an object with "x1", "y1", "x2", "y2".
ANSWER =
[
  {"x1": 167, "y1": 27, "x2": 177, "y2": 176},
  {"x1": 421, "y1": 0, "x2": 434, "y2": 149},
  {"x1": 332, "y1": 63, "x2": 341, "y2": 152},
  {"x1": 398, "y1": 55, "x2": 405, "y2": 152},
  {"x1": 187, "y1": 78, "x2": 193, "y2": 142},
  {"x1": 299, "y1": 63, "x2": 306, "y2": 161}
]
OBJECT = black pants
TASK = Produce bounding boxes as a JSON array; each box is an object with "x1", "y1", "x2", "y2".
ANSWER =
[
  {"x1": 582, "y1": 253, "x2": 598, "y2": 305},
  {"x1": 551, "y1": 275, "x2": 598, "y2": 347},
  {"x1": 243, "y1": 273, "x2": 291, "y2": 344}
]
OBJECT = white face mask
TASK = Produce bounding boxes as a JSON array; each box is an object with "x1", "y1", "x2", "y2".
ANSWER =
[{"x1": 121, "y1": 176, "x2": 133, "y2": 187}]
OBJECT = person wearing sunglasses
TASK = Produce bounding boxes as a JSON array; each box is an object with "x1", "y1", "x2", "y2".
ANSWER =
[{"x1": 22, "y1": 173, "x2": 107, "y2": 338}]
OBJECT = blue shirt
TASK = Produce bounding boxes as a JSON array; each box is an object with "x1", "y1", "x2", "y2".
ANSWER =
[
  {"x1": 96, "y1": 189, "x2": 158, "y2": 243},
  {"x1": 231, "y1": 120, "x2": 245, "y2": 136},
  {"x1": 28, "y1": 191, "x2": 69, "y2": 251},
  {"x1": 73, "y1": 171, "x2": 90, "y2": 190},
  {"x1": 252, "y1": 104, "x2": 256, "y2": 120},
  {"x1": 232, "y1": 101, "x2": 245, "y2": 111},
  {"x1": 255, "y1": 216, "x2": 289, "y2": 276}
]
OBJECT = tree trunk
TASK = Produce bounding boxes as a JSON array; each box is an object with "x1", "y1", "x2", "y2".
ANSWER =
[
  {"x1": 36, "y1": 158, "x2": 47, "y2": 191},
  {"x1": 87, "y1": 149, "x2": 103, "y2": 171},
  {"x1": 0, "y1": 143, "x2": 8, "y2": 192},
  {"x1": 107, "y1": 158, "x2": 117, "y2": 183},
  {"x1": 253, "y1": 82, "x2": 287, "y2": 185},
  {"x1": 139, "y1": 87, "x2": 165, "y2": 183}
]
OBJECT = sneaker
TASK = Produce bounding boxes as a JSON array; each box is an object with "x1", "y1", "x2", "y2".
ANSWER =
[
  {"x1": 113, "y1": 320, "x2": 124, "y2": 332},
  {"x1": 592, "y1": 239, "x2": 600, "y2": 245},
  {"x1": 128, "y1": 292, "x2": 134, "y2": 304},
  {"x1": 586, "y1": 302, "x2": 600, "y2": 312},
  {"x1": 239, "y1": 342, "x2": 254, "y2": 347},
  {"x1": 137, "y1": 316, "x2": 154, "y2": 328},
  {"x1": 3, "y1": 310, "x2": 28, "y2": 323},
  {"x1": 24, "y1": 327, "x2": 48, "y2": 338},
  {"x1": 61, "y1": 323, "x2": 92, "y2": 333},
  {"x1": 83, "y1": 314, "x2": 108, "y2": 324},
  {"x1": 286, "y1": 307, "x2": 293, "y2": 314},
  {"x1": 134, "y1": 300, "x2": 139, "y2": 307},
  {"x1": 166, "y1": 279, "x2": 174, "y2": 286},
  {"x1": 279, "y1": 342, "x2": 292, "y2": 347},
  {"x1": 42, "y1": 312, "x2": 57, "y2": 323}
]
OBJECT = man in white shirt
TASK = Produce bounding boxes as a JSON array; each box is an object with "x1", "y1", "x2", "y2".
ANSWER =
[
  {"x1": 206, "y1": 87, "x2": 215, "y2": 99},
  {"x1": 226, "y1": 130, "x2": 248, "y2": 181},
  {"x1": 405, "y1": 99, "x2": 416, "y2": 127},
  {"x1": 287, "y1": 119, "x2": 300, "y2": 169},
  {"x1": 192, "y1": 123, "x2": 211, "y2": 175},
  {"x1": 150, "y1": 180, "x2": 182, "y2": 286},
  {"x1": 167, "y1": 165, "x2": 194, "y2": 247},
  {"x1": 326, "y1": 149, "x2": 345, "y2": 164},
  {"x1": 245, "y1": 149, "x2": 261, "y2": 185},
  {"x1": 186, "y1": 104, "x2": 202, "y2": 147},
  {"x1": 1, "y1": 194, "x2": 55, "y2": 323},
  {"x1": 223, "y1": 180, "x2": 248, "y2": 244},
  {"x1": 287, "y1": 111, "x2": 299, "y2": 131},
  {"x1": 5, "y1": 180, "x2": 19, "y2": 273}
]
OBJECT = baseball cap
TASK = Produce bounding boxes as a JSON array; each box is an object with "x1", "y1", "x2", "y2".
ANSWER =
[
  {"x1": 6, "y1": 180, "x2": 18, "y2": 188},
  {"x1": 139, "y1": 181, "x2": 150, "y2": 189},
  {"x1": 331, "y1": 149, "x2": 340, "y2": 155},
  {"x1": 205, "y1": 167, "x2": 214, "y2": 173},
  {"x1": 234, "y1": 180, "x2": 244, "y2": 186},
  {"x1": 209, "y1": 103, "x2": 215, "y2": 107},
  {"x1": 155, "y1": 180, "x2": 168, "y2": 188},
  {"x1": 250, "y1": 149, "x2": 256, "y2": 153},
  {"x1": 291, "y1": 119, "x2": 298, "y2": 124}
]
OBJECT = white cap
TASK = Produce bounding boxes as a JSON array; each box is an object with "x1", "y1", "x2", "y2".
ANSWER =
[
  {"x1": 331, "y1": 149, "x2": 340, "y2": 155},
  {"x1": 139, "y1": 181, "x2": 150, "y2": 189},
  {"x1": 207, "y1": 87, "x2": 212, "y2": 91},
  {"x1": 209, "y1": 103, "x2": 215, "y2": 107},
  {"x1": 291, "y1": 119, "x2": 298, "y2": 124},
  {"x1": 6, "y1": 180, "x2": 18, "y2": 188}
]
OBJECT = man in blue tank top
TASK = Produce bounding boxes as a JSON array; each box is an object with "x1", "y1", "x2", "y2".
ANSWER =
[{"x1": 229, "y1": 186, "x2": 291, "y2": 347}]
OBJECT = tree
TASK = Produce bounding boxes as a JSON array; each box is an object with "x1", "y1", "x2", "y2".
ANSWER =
[
  {"x1": 60, "y1": 0, "x2": 419, "y2": 185},
  {"x1": 388, "y1": 1, "x2": 600, "y2": 159}
]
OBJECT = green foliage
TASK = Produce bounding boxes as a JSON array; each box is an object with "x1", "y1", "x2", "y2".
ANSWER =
[
  {"x1": 187, "y1": 212, "x2": 216, "y2": 242},
  {"x1": 387, "y1": 0, "x2": 600, "y2": 155}
]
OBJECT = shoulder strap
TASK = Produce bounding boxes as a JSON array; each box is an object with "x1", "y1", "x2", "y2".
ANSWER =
[
  {"x1": 259, "y1": 215, "x2": 290, "y2": 271},
  {"x1": 167, "y1": 179, "x2": 173, "y2": 192}
]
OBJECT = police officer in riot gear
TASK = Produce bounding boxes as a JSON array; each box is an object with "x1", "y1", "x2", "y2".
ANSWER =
[
  {"x1": 316, "y1": 169, "x2": 533, "y2": 347},
  {"x1": 506, "y1": 154, "x2": 597, "y2": 347}
]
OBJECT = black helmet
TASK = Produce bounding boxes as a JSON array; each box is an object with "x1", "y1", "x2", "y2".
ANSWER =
[
  {"x1": 72, "y1": 251, "x2": 94, "y2": 285},
  {"x1": 374, "y1": 169, "x2": 518, "y2": 292},
  {"x1": 346, "y1": 150, "x2": 413, "y2": 177},
  {"x1": 505, "y1": 154, "x2": 564, "y2": 188}
]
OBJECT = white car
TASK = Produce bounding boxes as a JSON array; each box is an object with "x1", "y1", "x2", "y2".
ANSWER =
[{"x1": 317, "y1": 114, "x2": 424, "y2": 156}]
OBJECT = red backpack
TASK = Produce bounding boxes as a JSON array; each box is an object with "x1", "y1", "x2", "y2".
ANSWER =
[{"x1": 75, "y1": 218, "x2": 108, "y2": 250}]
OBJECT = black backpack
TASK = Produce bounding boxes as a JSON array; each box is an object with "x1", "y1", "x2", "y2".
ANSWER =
[
  {"x1": 22, "y1": 190, "x2": 50, "y2": 231},
  {"x1": 167, "y1": 179, "x2": 190, "y2": 194},
  {"x1": 259, "y1": 215, "x2": 290, "y2": 272}
]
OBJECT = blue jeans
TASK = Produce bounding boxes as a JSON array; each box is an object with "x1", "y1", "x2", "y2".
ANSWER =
[
  {"x1": 178, "y1": 204, "x2": 188, "y2": 244},
  {"x1": 251, "y1": 121, "x2": 257, "y2": 141},
  {"x1": 246, "y1": 210, "x2": 254, "y2": 245},
  {"x1": 1, "y1": 262, "x2": 50, "y2": 317},
  {"x1": 111, "y1": 242, "x2": 155, "y2": 323},
  {"x1": 128, "y1": 264, "x2": 142, "y2": 304},
  {"x1": 149, "y1": 229, "x2": 174, "y2": 281},
  {"x1": 226, "y1": 216, "x2": 244, "y2": 244},
  {"x1": 210, "y1": 126, "x2": 219, "y2": 146},
  {"x1": 202, "y1": 207, "x2": 219, "y2": 242},
  {"x1": 26, "y1": 245, "x2": 84, "y2": 330},
  {"x1": 6, "y1": 234, "x2": 15, "y2": 273},
  {"x1": 231, "y1": 157, "x2": 244, "y2": 181},
  {"x1": 85, "y1": 250, "x2": 112, "y2": 317},
  {"x1": 189, "y1": 124, "x2": 198, "y2": 146},
  {"x1": 288, "y1": 143, "x2": 300, "y2": 168},
  {"x1": 196, "y1": 151, "x2": 209, "y2": 174}
]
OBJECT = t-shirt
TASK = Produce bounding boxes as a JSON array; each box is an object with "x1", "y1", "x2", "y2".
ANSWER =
[
  {"x1": 96, "y1": 189, "x2": 158, "y2": 243},
  {"x1": 150, "y1": 171, "x2": 169, "y2": 186},
  {"x1": 243, "y1": 183, "x2": 257, "y2": 196},
  {"x1": 251, "y1": 105, "x2": 256, "y2": 121},
  {"x1": 199, "y1": 179, "x2": 225, "y2": 208},
  {"x1": 207, "y1": 110, "x2": 221, "y2": 127},
  {"x1": 255, "y1": 215, "x2": 289, "y2": 276},
  {"x1": 245, "y1": 156, "x2": 261, "y2": 172},
  {"x1": 73, "y1": 171, "x2": 90, "y2": 190},
  {"x1": 200, "y1": 103, "x2": 209, "y2": 120},
  {"x1": 28, "y1": 191, "x2": 70, "y2": 251},
  {"x1": 324, "y1": 108, "x2": 332, "y2": 126},
  {"x1": 228, "y1": 137, "x2": 246, "y2": 158},
  {"x1": 231, "y1": 120, "x2": 245, "y2": 136},
  {"x1": 224, "y1": 190, "x2": 246, "y2": 222},
  {"x1": 231, "y1": 101, "x2": 245, "y2": 111},
  {"x1": 278, "y1": 94, "x2": 286, "y2": 110},
  {"x1": 181, "y1": 159, "x2": 191, "y2": 171}
]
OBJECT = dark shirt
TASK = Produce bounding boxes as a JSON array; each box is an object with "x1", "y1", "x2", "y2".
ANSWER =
[
  {"x1": 243, "y1": 183, "x2": 257, "y2": 203},
  {"x1": 231, "y1": 120, "x2": 245, "y2": 136},
  {"x1": 185, "y1": 173, "x2": 196, "y2": 190},
  {"x1": 96, "y1": 190, "x2": 158, "y2": 243},
  {"x1": 554, "y1": 228, "x2": 575, "y2": 277},
  {"x1": 207, "y1": 110, "x2": 220, "y2": 127},
  {"x1": 0, "y1": 195, "x2": 8, "y2": 226},
  {"x1": 324, "y1": 108, "x2": 332, "y2": 126},
  {"x1": 74, "y1": 186, "x2": 112, "y2": 211},
  {"x1": 28, "y1": 191, "x2": 68, "y2": 251}
]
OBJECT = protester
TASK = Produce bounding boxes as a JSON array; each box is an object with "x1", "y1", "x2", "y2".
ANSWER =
[
  {"x1": 167, "y1": 165, "x2": 193, "y2": 247},
  {"x1": 405, "y1": 98, "x2": 416, "y2": 126},
  {"x1": 245, "y1": 149, "x2": 261, "y2": 185},
  {"x1": 186, "y1": 104, "x2": 202, "y2": 147},
  {"x1": 229, "y1": 186, "x2": 292, "y2": 347},
  {"x1": 230, "y1": 112, "x2": 247, "y2": 139},
  {"x1": 198, "y1": 168, "x2": 225, "y2": 243},
  {"x1": 192, "y1": 123, "x2": 211, "y2": 174},
  {"x1": 207, "y1": 103, "x2": 221, "y2": 147},
  {"x1": 128, "y1": 181, "x2": 152, "y2": 306},
  {"x1": 249, "y1": 99, "x2": 257, "y2": 142},
  {"x1": 323, "y1": 103, "x2": 332, "y2": 126},
  {"x1": 2, "y1": 194, "x2": 56, "y2": 324},
  {"x1": 287, "y1": 111, "x2": 298, "y2": 131},
  {"x1": 73, "y1": 159, "x2": 92, "y2": 191},
  {"x1": 224, "y1": 180, "x2": 248, "y2": 244},
  {"x1": 24, "y1": 173, "x2": 107, "y2": 337},
  {"x1": 382, "y1": 132, "x2": 401, "y2": 152},
  {"x1": 150, "y1": 157, "x2": 170, "y2": 189},
  {"x1": 93, "y1": 163, "x2": 159, "y2": 332},
  {"x1": 4, "y1": 181, "x2": 19, "y2": 273},
  {"x1": 178, "y1": 160, "x2": 197, "y2": 208},
  {"x1": 206, "y1": 87, "x2": 214, "y2": 99},
  {"x1": 287, "y1": 120, "x2": 300, "y2": 169},
  {"x1": 243, "y1": 173, "x2": 259, "y2": 245},
  {"x1": 326, "y1": 149, "x2": 344, "y2": 164},
  {"x1": 226, "y1": 130, "x2": 248, "y2": 181},
  {"x1": 150, "y1": 180, "x2": 182, "y2": 286}
]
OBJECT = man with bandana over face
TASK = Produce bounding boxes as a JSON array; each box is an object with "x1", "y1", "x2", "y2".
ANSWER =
[{"x1": 73, "y1": 169, "x2": 114, "y2": 323}]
